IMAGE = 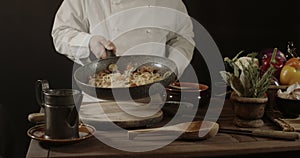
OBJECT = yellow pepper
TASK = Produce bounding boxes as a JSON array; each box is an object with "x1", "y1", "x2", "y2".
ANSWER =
[{"x1": 280, "y1": 58, "x2": 300, "y2": 85}]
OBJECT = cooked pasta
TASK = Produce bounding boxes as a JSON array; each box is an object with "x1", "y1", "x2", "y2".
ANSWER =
[{"x1": 88, "y1": 65, "x2": 170, "y2": 88}]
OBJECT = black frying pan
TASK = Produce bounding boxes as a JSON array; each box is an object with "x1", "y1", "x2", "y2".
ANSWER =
[{"x1": 73, "y1": 55, "x2": 178, "y2": 101}]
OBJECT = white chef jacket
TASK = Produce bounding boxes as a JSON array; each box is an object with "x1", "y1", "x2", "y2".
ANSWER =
[{"x1": 52, "y1": 0, "x2": 195, "y2": 77}]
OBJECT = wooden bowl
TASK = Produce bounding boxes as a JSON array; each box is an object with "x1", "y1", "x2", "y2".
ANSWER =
[
  {"x1": 275, "y1": 95, "x2": 300, "y2": 118},
  {"x1": 267, "y1": 85, "x2": 288, "y2": 107}
]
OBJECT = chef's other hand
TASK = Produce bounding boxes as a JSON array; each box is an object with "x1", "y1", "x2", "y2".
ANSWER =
[{"x1": 89, "y1": 35, "x2": 116, "y2": 59}]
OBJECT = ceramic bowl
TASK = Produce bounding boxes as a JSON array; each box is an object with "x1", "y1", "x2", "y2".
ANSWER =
[
  {"x1": 162, "y1": 101, "x2": 195, "y2": 116},
  {"x1": 275, "y1": 95, "x2": 300, "y2": 118},
  {"x1": 165, "y1": 82, "x2": 210, "y2": 107}
]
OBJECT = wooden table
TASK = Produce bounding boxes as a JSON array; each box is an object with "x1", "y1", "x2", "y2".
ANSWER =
[{"x1": 26, "y1": 98, "x2": 300, "y2": 158}]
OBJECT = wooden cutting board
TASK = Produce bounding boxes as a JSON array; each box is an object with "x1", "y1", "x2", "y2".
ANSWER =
[{"x1": 79, "y1": 101, "x2": 164, "y2": 129}]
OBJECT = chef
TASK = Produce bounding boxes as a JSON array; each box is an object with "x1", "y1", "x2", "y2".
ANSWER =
[{"x1": 51, "y1": 0, "x2": 195, "y2": 77}]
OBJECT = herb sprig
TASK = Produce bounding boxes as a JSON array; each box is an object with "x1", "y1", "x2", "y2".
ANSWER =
[{"x1": 220, "y1": 51, "x2": 275, "y2": 98}]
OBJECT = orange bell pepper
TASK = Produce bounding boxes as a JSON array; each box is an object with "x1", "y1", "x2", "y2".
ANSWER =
[
  {"x1": 280, "y1": 57, "x2": 300, "y2": 85},
  {"x1": 284, "y1": 57, "x2": 300, "y2": 69}
]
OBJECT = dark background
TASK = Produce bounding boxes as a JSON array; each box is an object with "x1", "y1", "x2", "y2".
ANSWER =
[{"x1": 0, "y1": 0, "x2": 299, "y2": 157}]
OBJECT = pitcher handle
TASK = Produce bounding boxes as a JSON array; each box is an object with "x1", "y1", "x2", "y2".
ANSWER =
[{"x1": 35, "y1": 80, "x2": 50, "y2": 108}]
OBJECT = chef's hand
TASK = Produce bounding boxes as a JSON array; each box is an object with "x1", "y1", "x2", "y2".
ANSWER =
[{"x1": 89, "y1": 35, "x2": 116, "y2": 59}]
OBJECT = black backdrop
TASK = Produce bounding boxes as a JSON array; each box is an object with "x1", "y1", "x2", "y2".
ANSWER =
[{"x1": 0, "y1": 0, "x2": 299, "y2": 157}]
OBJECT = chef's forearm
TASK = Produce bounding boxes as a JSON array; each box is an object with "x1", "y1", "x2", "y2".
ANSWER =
[{"x1": 52, "y1": 28, "x2": 92, "y2": 61}]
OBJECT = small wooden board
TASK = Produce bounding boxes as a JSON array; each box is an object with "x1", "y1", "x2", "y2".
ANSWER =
[
  {"x1": 266, "y1": 106, "x2": 300, "y2": 132},
  {"x1": 79, "y1": 101, "x2": 163, "y2": 129},
  {"x1": 280, "y1": 117, "x2": 300, "y2": 131}
]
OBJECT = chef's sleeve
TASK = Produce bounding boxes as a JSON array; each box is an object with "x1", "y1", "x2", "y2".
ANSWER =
[
  {"x1": 166, "y1": 1, "x2": 195, "y2": 78},
  {"x1": 51, "y1": 0, "x2": 92, "y2": 65}
]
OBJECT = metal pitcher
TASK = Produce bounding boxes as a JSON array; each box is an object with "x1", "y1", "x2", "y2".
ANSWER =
[{"x1": 35, "y1": 80, "x2": 83, "y2": 139}]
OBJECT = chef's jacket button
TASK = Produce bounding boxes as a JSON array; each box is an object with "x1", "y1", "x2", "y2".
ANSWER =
[
  {"x1": 112, "y1": 1, "x2": 121, "y2": 5},
  {"x1": 146, "y1": 29, "x2": 151, "y2": 33},
  {"x1": 113, "y1": 28, "x2": 119, "y2": 32}
]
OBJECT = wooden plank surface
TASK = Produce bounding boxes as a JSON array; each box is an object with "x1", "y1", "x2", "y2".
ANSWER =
[
  {"x1": 26, "y1": 99, "x2": 300, "y2": 158},
  {"x1": 46, "y1": 133, "x2": 300, "y2": 158},
  {"x1": 26, "y1": 139, "x2": 49, "y2": 158}
]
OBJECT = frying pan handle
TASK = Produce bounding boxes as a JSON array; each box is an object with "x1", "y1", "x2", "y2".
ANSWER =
[
  {"x1": 35, "y1": 80, "x2": 49, "y2": 108},
  {"x1": 79, "y1": 49, "x2": 115, "y2": 66}
]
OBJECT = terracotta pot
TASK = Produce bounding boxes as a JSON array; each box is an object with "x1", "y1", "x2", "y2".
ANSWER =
[{"x1": 230, "y1": 92, "x2": 268, "y2": 120}]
